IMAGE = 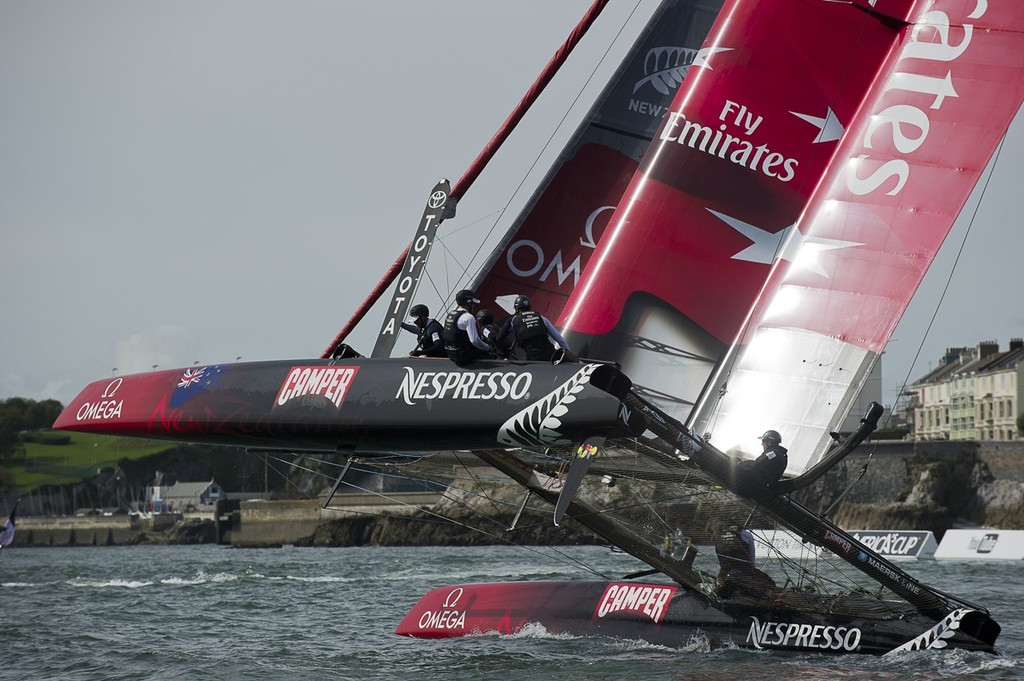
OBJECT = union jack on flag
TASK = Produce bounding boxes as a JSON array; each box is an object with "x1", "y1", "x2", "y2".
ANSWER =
[
  {"x1": 170, "y1": 364, "x2": 224, "y2": 407},
  {"x1": 178, "y1": 367, "x2": 205, "y2": 388}
]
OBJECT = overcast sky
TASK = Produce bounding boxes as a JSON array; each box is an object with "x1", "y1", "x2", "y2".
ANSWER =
[{"x1": 2, "y1": 1, "x2": 1022, "y2": 410}]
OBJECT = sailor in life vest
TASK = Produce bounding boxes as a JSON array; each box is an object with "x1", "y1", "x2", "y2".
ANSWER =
[
  {"x1": 714, "y1": 522, "x2": 775, "y2": 599},
  {"x1": 443, "y1": 289, "x2": 493, "y2": 366},
  {"x1": 497, "y1": 295, "x2": 571, "y2": 362},
  {"x1": 475, "y1": 308, "x2": 509, "y2": 358},
  {"x1": 401, "y1": 304, "x2": 445, "y2": 357},
  {"x1": 753, "y1": 430, "x2": 788, "y2": 484}
]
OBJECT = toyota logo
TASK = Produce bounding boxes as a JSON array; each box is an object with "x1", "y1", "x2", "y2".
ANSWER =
[{"x1": 428, "y1": 190, "x2": 447, "y2": 208}]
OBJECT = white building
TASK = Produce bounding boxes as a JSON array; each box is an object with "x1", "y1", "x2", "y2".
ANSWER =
[{"x1": 910, "y1": 340, "x2": 1024, "y2": 441}]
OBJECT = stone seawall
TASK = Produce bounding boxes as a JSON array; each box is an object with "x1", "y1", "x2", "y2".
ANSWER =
[
  {"x1": 17, "y1": 513, "x2": 183, "y2": 546},
  {"x1": 230, "y1": 499, "x2": 321, "y2": 547},
  {"x1": 11, "y1": 441, "x2": 1024, "y2": 547}
]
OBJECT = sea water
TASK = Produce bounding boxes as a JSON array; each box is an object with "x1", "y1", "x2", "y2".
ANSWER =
[{"x1": 1, "y1": 544, "x2": 1021, "y2": 680}]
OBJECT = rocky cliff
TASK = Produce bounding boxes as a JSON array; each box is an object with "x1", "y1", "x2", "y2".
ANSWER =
[{"x1": 793, "y1": 440, "x2": 1024, "y2": 534}]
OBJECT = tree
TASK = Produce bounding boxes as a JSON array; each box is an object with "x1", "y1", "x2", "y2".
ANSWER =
[{"x1": 0, "y1": 397, "x2": 66, "y2": 461}]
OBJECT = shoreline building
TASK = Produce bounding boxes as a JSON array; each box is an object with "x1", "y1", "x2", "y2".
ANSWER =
[{"x1": 909, "y1": 339, "x2": 1024, "y2": 441}]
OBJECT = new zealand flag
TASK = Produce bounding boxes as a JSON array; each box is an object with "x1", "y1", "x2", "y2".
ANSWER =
[{"x1": 170, "y1": 364, "x2": 225, "y2": 407}]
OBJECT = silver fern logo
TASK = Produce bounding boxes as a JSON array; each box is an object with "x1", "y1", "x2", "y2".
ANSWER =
[
  {"x1": 887, "y1": 609, "x2": 972, "y2": 653},
  {"x1": 633, "y1": 46, "x2": 699, "y2": 95},
  {"x1": 497, "y1": 364, "x2": 600, "y2": 447}
]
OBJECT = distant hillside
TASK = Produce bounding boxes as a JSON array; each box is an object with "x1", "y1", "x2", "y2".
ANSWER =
[{"x1": 4, "y1": 427, "x2": 351, "y2": 516}]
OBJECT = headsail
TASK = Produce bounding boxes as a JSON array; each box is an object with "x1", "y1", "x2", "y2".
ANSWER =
[{"x1": 690, "y1": 0, "x2": 1024, "y2": 474}]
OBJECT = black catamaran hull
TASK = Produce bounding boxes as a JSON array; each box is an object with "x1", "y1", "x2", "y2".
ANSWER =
[
  {"x1": 52, "y1": 358, "x2": 640, "y2": 452},
  {"x1": 397, "y1": 580, "x2": 998, "y2": 655}
]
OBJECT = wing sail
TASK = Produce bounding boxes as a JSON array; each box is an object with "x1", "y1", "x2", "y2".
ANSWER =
[
  {"x1": 468, "y1": 1, "x2": 723, "y2": 321},
  {"x1": 690, "y1": 1, "x2": 1024, "y2": 474},
  {"x1": 557, "y1": 0, "x2": 900, "y2": 422}
]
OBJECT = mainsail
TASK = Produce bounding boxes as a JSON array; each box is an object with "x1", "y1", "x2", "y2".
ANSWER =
[
  {"x1": 468, "y1": 1, "x2": 722, "y2": 320},
  {"x1": 689, "y1": 0, "x2": 1024, "y2": 474},
  {"x1": 558, "y1": 0, "x2": 911, "y2": 422}
]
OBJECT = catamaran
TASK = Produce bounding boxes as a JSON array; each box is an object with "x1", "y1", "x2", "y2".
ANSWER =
[{"x1": 53, "y1": 0, "x2": 1023, "y2": 655}]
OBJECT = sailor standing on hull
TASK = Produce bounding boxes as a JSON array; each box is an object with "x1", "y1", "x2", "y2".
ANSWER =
[
  {"x1": 497, "y1": 295, "x2": 572, "y2": 362},
  {"x1": 443, "y1": 289, "x2": 493, "y2": 367}
]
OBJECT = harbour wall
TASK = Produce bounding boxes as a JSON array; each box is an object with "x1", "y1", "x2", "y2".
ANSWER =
[{"x1": 11, "y1": 441, "x2": 1024, "y2": 547}]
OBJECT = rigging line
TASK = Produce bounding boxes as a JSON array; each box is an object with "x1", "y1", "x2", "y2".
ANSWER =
[
  {"x1": 321, "y1": 480, "x2": 613, "y2": 578},
  {"x1": 447, "y1": 450, "x2": 516, "y2": 520},
  {"x1": 413, "y1": 208, "x2": 505, "y2": 308},
  {"x1": 458, "y1": 0, "x2": 649, "y2": 287},
  {"x1": 885, "y1": 132, "x2": 1008, "y2": 431},
  {"x1": 339, "y1": 454, "x2": 577, "y2": 540},
  {"x1": 259, "y1": 460, "x2": 613, "y2": 578}
]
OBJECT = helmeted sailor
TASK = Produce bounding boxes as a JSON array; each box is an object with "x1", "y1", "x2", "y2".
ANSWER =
[
  {"x1": 714, "y1": 522, "x2": 774, "y2": 599},
  {"x1": 443, "y1": 289, "x2": 493, "y2": 366},
  {"x1": 496, "y1": 295, "x2": 571, "y2": 362},
  {"x1": 475, "y1": 308, "x2": 509, "y2": 358},
  {"x1": 401, "y1": 304, "x2": 445, "y2": 357},
  {"x1": 752, "y1": 429, "x2": 788, "y2": 484}
]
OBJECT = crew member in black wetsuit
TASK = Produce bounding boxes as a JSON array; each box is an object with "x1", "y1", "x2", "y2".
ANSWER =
[
  {"x1": 732, "y1": 429, "x2": 788, "y2": 495},
  {"x1": 753, "y1": 430, "x2": 788, "y2": 485},
  {"x1": 496, "y1": 295, "x2": 571, "y2": 362},
  {"x1": 715, "y1": 522, "x2": 774, "y2": 599},
  {"x1": 401, "y1": 304, "x2": 445, "y2": 357},
  {"x1": 475, "y1": 308, "x2": 509, "y2": 358},
  {"x1": 443, "y1": 289, "x2": 493, "y2": 366}
]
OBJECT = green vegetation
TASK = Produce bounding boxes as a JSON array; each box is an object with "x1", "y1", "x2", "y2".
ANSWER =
[
  {"x1": 1, "y1": 397, "x2": 173, "y2": 492},
  {"x1": 17, "y1": 433, "x2": 172, "y2": 489},
  {"x1": 0, "y1": 398, "x2": 313, "y2": 515}
]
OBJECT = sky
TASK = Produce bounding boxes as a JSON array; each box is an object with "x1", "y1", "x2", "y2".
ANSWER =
[{"x1": 2, "y1": 1, "x2": 1022, "y2": 411}]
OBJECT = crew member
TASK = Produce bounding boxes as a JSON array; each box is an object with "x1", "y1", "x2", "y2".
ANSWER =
[
  {"x1": 714, "y1": 522, "x2": 774, "y2": 599},
  {"x1": 443, "y1": 289, "x2": 493, "y2": 366},
  {"x1": 475, "y1": 308, "x2": 509, "y2": 358},
  {"x1": 401, "y1": 304, "x2": 445, "y2": 357},
  {"x1": 752, "y1": 429, "x2": 788, "y2": 485},
  {"x1": 496, "y1": 295, "x2": 571, "y2": 362}
]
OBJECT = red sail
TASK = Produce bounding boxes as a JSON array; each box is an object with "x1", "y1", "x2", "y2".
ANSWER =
[
  {"x1": 691, "y1": 0, "x2": 1024, "y2": 472},
  {"x1": 469, "y1": 2, "x2": 722, "y2": 322},
  {"x1": 554, "y1": 0, "x2": 1014, "y2": 421}
]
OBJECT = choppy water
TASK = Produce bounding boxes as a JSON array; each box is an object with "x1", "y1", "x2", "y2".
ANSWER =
[{"x1": 1, "y1": 544, "x2": 1022, "y2": 680}]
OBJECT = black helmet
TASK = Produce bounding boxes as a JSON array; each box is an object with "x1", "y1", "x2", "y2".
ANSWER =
[
  {"x1": 409, "y1": 304, "x2": 428, "y2": 318},
  {"x1": 475, "y1": 309, "x2": 494, "y2": 326},
  {"x1": 513, "y1": 295, "x2": 531, "y2": 311},
  {"x1": 759, "y1": 429, "x2": 782, "y2": 445},
  {"x1": 455, "y1": 289, "x2": 480, "y2": 306}
]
